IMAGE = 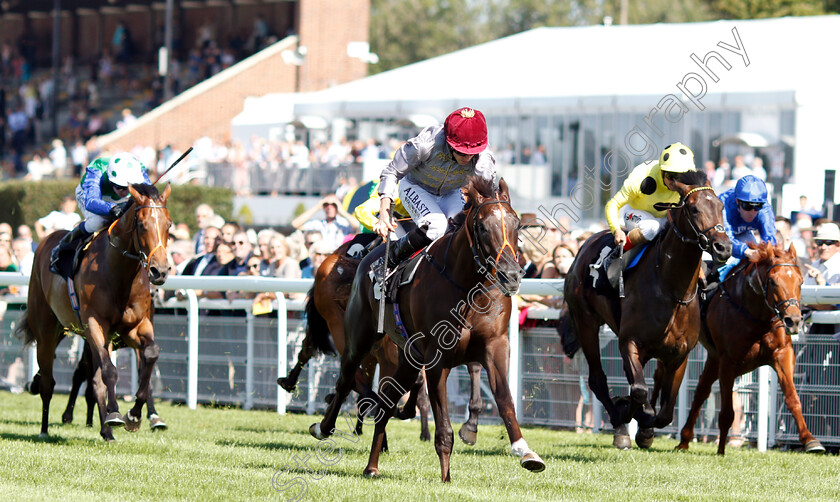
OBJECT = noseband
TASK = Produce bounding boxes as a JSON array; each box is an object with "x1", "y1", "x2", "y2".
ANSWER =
[
  {"x1": 464, "y1": 198, "x2": 519, "y2": 277},
  {"x1": 108, "y1": 203, "x2": 169, "y2": 271},
  {"x1": 668, "y1": 186, "x2": 726, "y2": 253}
]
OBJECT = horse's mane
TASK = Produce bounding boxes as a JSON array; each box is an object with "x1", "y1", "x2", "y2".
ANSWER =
[
  {"x1": 677, "y1": 170, "x2": 709, "y2": 188},
  {"x1": 453, "y1": 176, "x2": 497, "y2": 232},
  {"x1": 747, "y1": 241, "x2": 793, "y2": 263},
  {"x1": 131, "y1": 183, "x2": 160, "y2": 199}
]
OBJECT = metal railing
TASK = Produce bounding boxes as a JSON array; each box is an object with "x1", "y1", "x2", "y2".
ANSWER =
[{"x1": 0, "y1": 273, "x2": 837, "y2": 450}]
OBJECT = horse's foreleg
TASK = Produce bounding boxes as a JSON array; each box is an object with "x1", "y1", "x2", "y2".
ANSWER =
[
  {"x1": 677, "y1": 355, "x2": 719, "y2": 450},
  {"x1": 363, "y1": 360, "x2": 420, "y2": 478},
  {"x1": 716, "y1": 363, "x2": 737, "y2": 455},
  {"x1": 576, "y1": 318, "x2": 626, "y2": 447},
  {"x1": 483, "y1": 339, "x2": 545, "y2": 474},
  {"x1": 619, "y1": 339, "x2": 652, "y2": 425},
  {"x1": 773, "y1": 344, "x2": 824, "y2": 453},
  {"x1": 124, "y1": 334, "x2": 160, "y2": 432},
  {"x1": 651, "y1": 357, "x2": 689, "y2": 429},
  {"x1": 417, "y1": 371, "x2": 431, "y2": 442},
  {"x1": 86, "y1": 319, "x2": 121, "y2": 440},
  {"x1": 458, "y1": 361, "x2": 483, "y2": 445},
  {"x1": 424, "y1": 365, "x2": 454, "y2": 482}
]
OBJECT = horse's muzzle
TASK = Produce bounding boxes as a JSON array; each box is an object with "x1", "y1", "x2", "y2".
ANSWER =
[
  {"x1": 711, "y1": 239, "x2": 732, "y2": 263},
  {"x1": 783, "y1": 313, "x2": 802, "y2": 336},
  {"x1": 497, "y1": 266, "x2": 524, "y2": 297},
  {"x1": 149, "y1": 266, "x2": 169, "y2": 286}
]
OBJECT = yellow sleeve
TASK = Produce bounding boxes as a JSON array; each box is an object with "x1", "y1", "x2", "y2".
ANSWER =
[
  {"x1": 353, "y1": 195, "x2": 382, "y2": 232},
  {"x1": 605, "y1": 163, "x2": 651, "y2": 233}
]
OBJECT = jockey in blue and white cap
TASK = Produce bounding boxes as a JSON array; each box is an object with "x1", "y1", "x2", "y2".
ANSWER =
[
  {"x1": 49, "y1": 152, "x2": 150, "y2": 274},
  {"x1": 715, "y1": 174, "x2": 777, "y2": 280}
]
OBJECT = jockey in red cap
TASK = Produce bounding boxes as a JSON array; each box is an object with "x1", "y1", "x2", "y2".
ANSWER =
[{"x1": 374, "y1": 107, "x2": 496, "y2": 268}]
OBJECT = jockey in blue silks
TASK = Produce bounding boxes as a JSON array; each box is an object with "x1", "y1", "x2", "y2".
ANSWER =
[{"x1": 715, "y1": 175, "x2": 777, "y2": 281}]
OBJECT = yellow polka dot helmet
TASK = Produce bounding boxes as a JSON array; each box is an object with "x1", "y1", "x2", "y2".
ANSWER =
[{"x1": 658, "y1": 143, "x2": 696, "y2": 173}]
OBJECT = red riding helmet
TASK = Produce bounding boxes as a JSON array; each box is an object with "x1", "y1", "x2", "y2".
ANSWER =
[{"x1": 444, "y1": 107, "x2": 488, "y2": 155}]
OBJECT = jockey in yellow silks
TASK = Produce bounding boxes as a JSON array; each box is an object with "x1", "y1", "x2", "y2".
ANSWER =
[
  {"x1": 353, "y1": 182, "x2": 410, "y2": 237},
  {"x1": 605, "y1": 142, "x2": 697, "y2": 251}
]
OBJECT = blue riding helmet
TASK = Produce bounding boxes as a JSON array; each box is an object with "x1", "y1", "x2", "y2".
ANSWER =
[{"x1": 734, "y1": 175, "x2": 768, "y2": 204}]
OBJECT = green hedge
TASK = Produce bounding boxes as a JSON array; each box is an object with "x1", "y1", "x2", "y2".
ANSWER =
[{"x1": 0, "y1": 180, "x2": 233, "y2": 241}]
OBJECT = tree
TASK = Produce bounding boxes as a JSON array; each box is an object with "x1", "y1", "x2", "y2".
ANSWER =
[{"x1": 711, "y1": 0, "x2": 825, "y2": 18}]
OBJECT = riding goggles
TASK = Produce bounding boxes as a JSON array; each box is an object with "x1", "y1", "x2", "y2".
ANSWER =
[{"x1": 737, "y1": 200, "x2": 764, "y2": 211}]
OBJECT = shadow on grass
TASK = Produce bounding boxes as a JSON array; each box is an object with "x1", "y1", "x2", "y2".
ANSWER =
[
  {"x1": 0, "y1": 432, "x2": 69, "y2": 444},
  {"x1": 0, "y1": 417, "x2": 43, "y2": 427}
]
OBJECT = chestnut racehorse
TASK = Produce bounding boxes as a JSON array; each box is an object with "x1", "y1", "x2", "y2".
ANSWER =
[
  {"x1": 558, "y1": 171, "x2": 732, "y2": 450},
  {"x1": 17, "y1": 183, "x2": 172, "y2": 441},
  {"x1": 674, "y1": 242, "x2": 825, "y2": 454},
  {"x1": 310, "y1": 177, "x2": 545, "y2": 482}
]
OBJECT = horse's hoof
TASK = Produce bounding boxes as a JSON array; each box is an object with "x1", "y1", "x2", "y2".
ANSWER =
[
  {"x1": 324, "y1": 393, "x2": 335, "y2": 405},
  {"x1": 309, "y1": 423, "x2": 330, "y2": 440},
  {"x1": 149, "y1": 415, "x2": 168, "y2": 430},
  {"x1": 674, "y1": 442, "x2": 690, "y2": 451},
  {"x1": 613, "y1": 434, "x2": 632, "y2": 450},
  {"x1": 420, "y1": 430, "x2": 431, "y2": 442},
  {"x1": 520, "y1": 452, "x2": 546, "y2": 473},
  {"x1": 123, "y1": 412, "x2": 141, "y2": 432},
  {"x1": 805, "y1": 439, "x2": 826, "y2": 453},
  {"x1": 277, "y1": 377, "x2": 296, "y2": 392},
  {"x1": 394, "y1": 405, "x2": 416, "y2": 421},
  {"x1": 37, "y1": 432, "x2": 49, "y2": 440},
  {"x1": 61, "y1": 412, "x2": 73, "y2": 424},
  {"x1": 635, "y1": 428, "x2": 655, "y2": 449},
  {"x1": 105, "y1": 412, "x2": 125, "y2": 426},
  {"x1": 458, "y1": 426, "x2": 477, "y2": 446},
  {"x1": 363, "y1": 467, "x2": 380, "y2": 478}
]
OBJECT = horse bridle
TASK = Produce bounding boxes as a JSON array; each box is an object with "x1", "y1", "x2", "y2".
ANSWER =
[
  {"x1": 666, "y1": 186, "x2": 726, "y2": 254},
  {"x1": 463, "y1": 198, "x2": 519, "y2": 277},
  {"x1": 719, "y1": 259, "x2": 800, "y2": 331},
  {"x1": 108, "y1": 203, "x2": 169, "y2": 270}
]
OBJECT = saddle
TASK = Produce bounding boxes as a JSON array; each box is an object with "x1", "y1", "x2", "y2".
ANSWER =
[
  {"x1": 369, "y1": 246, "x2": 428, "y2": 304},
  {"x1": 53, "y1": 231, "x2": 99, "y2": 279},
  {"x1": 588, "y1": 235, "x2": 650, "y2": 295}
]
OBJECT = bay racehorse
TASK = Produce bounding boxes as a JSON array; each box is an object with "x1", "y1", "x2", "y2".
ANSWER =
[
  {"x1": 674, "y1": 242, "x2": 825, "y2": 454},
  {"x1": 309, "y1": 177, "x2": 545, "y2": 482},
  {"x1": 278, "y1": 234, "x2": 487, "y2": 444},
  {"x1": 558, "y1": 170, "x2": 731, "y2": 449},
  {"x1": 17, "y1": 183, "x2": 171, "y2": 441}
]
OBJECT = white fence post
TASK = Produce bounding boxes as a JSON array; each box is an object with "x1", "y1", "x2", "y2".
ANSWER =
[
  {"x1": 187, "y1": 290, "x2": 199, "y2": 410},
  {"x1": 508, "y1": 296, "x2": 522, "y2": 421},
  {"x1": 276, "y1": 293, "x2": 287, "y2": 415},
  {"x1": 769, "y1": 369, "x2": 779, "y2": 448},
  {"x1": 245, "y1": 309, "x2": 254, "y2": 411},
  {"x1": 274, "y1": 291, "x2": 289, "y2": 415},
  {"x1": 757, "y1": 365, "x2": 770, "y2": 452}
]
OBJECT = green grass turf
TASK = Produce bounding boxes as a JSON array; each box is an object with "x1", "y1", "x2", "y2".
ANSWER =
[{"x1": 0, "y1": 390, "x2": 838, "y2": 501}]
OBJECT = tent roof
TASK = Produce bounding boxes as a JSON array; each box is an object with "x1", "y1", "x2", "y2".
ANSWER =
[{"x1": 292, "y1": 15, "x2": 838, "y2": 119}]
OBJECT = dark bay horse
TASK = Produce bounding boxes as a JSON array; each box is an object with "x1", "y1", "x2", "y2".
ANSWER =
[
  {"x1": 675, "y1": 242, "x2": 824, "y2": 454},
  {"x1": 278, "y1": 235, "x2": 432, "y2": 443},
  {"x1": 310, "y1": 177, "x2": 545, "y2": 482},
  {"x1": 278, "y1": 235, "x2": 487, "y2": 444},
  {"x1": 558, "y1": 171, "x2": 731, "y2": 450},
  {"x1": 17, "y1": 183, "x2": 172, "y2": 441}
]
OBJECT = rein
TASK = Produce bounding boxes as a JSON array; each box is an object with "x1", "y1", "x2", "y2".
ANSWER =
[
  {"x1": 107, "y1": 203, "x2": 168, "y2": 271},
  {"x1": 656, "y1": 186, "x2": 722, "y2": 306},
  {"x1": 463, "y1": 198, "x2": 518, "y2": 276}
]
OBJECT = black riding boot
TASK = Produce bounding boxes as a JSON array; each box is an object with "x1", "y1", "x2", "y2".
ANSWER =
[
  {"x1": 386, "y1": 225, "x2": 432, "y2": 269},
  {"x1": 49, "y1": 225, "x2": 89, "y2": 274}
]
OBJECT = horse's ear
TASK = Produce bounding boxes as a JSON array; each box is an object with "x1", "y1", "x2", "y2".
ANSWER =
[
  {"x1": 128, "y1": 184, "x2": 141, "y2": 202},
  {"x1": 498, "y1": 177, "x2": 510, "y2": 201},
  {"x1": 161, "y1": 183, "x2": 171, "y2": 202}
]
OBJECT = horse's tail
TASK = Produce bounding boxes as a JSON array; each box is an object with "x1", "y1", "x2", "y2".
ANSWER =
[
  {"x1": 305, "y1": 288, "x2": 337, "y2": 356},
  {"x1": 556, "y1": 306, "x2": 579, "y2": 358},
  {"x1": 14, "y1": 308, "x2": 34, "y2": 346}
]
